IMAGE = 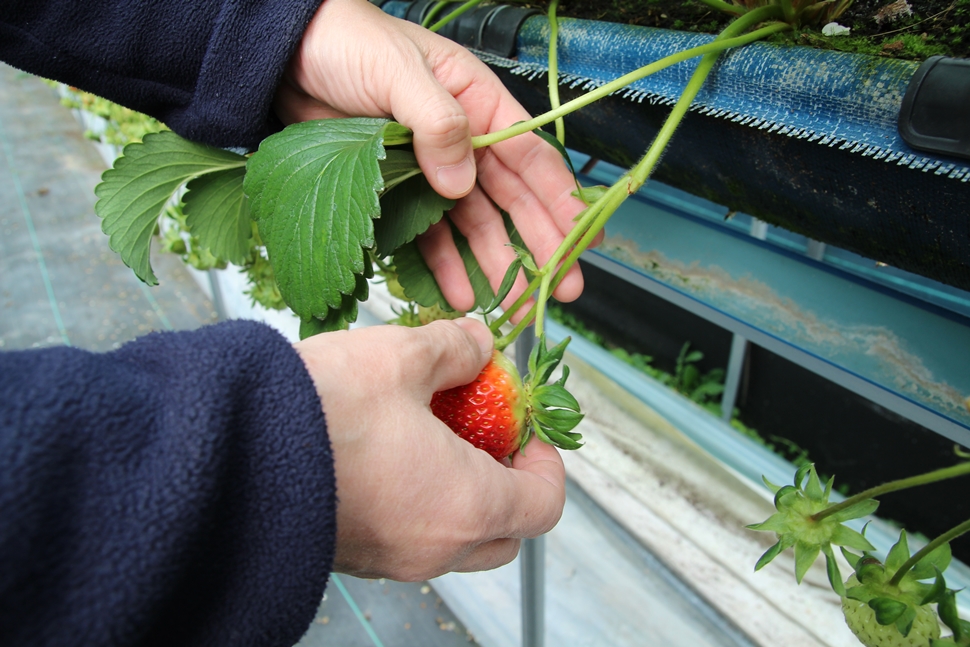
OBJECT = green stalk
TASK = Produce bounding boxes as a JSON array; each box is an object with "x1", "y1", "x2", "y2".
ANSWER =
[
  {"x1": 889, "y1": 517, "x2": 970, "y2": 587},
  {"x1": 813, "y1": 462, "x2": 970, "y2": 523},
  {"x1": 493, "y1": 15, "x2": 788, "y2": 346},
  {"x1": 548, "y1": 0, "x2": 565, "y2": 146},
  {"x1": 471, "y1": 18, "x2": 785, "y2": 150},
  {"x1": 421, "y1": 1, "x2": 450, "y2": 29},
  {"x1": 427, "y1": 0, "x2": 485, "y2": 33},
  {"x1": 694, "y1": 0, "x2": 747, "y2": 16},
  {"x1": 778, "y1": 0, "x2": 797, "y2": 24},
  {"x1": 492, "y1": 6, "x2": 791, "y2": 348}
]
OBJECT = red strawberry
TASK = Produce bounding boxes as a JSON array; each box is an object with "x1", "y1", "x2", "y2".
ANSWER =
[
  {"x1": 431, "y1": 351, "x2": 526, "y2": 460},
  {"x1": 431, "y1": 335, "x2": 584, "y2": 461}
]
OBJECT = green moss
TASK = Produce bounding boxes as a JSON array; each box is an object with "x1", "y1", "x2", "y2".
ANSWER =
[{"x1": 520, "y1": 0, "x2": 968, "y2": 59}]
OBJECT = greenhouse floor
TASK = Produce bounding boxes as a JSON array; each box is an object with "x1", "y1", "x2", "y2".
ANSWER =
[{"x1": 1, "y1": 61, "x2": 841, "y2": 647}]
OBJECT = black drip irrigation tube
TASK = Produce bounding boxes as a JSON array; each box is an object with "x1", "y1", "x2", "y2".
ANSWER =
[{"x1": 375, "y1": 0, "x2": 970, "y2": 292}]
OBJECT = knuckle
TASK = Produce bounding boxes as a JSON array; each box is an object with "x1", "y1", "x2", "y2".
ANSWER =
[{"x1": 419, "y1": 106, "x2": 470, "y2": 150}]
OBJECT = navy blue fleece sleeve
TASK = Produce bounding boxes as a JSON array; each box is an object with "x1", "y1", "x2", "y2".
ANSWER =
[
  {"x1": 0, "y1": 320, "x2": 336, "y2": 647},
  {"x1": 0, "y1": 0, "x2": 324, "y2": 149}
]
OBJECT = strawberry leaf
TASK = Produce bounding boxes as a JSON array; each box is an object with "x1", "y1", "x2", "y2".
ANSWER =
[
  {"x1": 379, "y1": 149, "x2": 423, "y2": 193},
  {"x1": 575, "y1": 185, "x2": 609, "y2": 205},
  {"x1": 393, "y1": 240, "x2": 451, "y2": 308},
  {"x1": 95, "y1": 130, "x2": 247, "y2": 285},
  {"x1": 298, "y1": 271, "x2": 370, "y2": 338},
  {"x1": 393, "y1": 212, "x2": 531, "y2": 313},
  {"x1": 375, "y1": 151, "x2": 454, "y2": 256},
  {"x1": 244, "y1": 118, "x2": 391, "y2": 320},
  {"x1": 300, "y1": 294, "x2": 359, "y2": 338},
  {"x1": 508, "y1": 243, "x2": 539, "y2": 273},
  {"x1": 393, "y1": 219, "x2": 495, "y2": 311},
  {"x1": 482, "y1": 257, "x2": 522, "y2": 314},
  {"x1": 183, "y1": 166, "x2": 251, "y2": 264}
]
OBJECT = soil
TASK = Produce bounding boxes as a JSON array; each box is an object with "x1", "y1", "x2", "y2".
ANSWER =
[{"x1": 519, "y1": 0, "x2": 970, "y2": 59}]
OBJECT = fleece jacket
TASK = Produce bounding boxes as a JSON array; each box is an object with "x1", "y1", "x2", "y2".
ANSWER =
[
  {"x1": 0, "y1": 0, "x2": 326, "y2": 149},
  {"x1": 0, "y1": 320, "x2": 336, "y2": 647}
]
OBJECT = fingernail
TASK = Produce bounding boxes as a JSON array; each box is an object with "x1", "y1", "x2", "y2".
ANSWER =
[
  {"x1": 435, "y1": 157, "x2": 475, "y2": 197},
  {"x1": 452, "y1": 317, "x2": 493, "y2": 356}
]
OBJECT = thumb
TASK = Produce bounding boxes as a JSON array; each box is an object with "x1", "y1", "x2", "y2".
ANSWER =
[
  {"x1": 415, "y1": 318, "x2": 494, "y2": 396},
  {"x1": 387, "y1": 67, "x2": 477, "y2": 199}
]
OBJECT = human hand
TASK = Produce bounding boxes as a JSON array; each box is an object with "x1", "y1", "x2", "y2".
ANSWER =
[
  {"x1": 293, "y1": 318, "x2": 566, "y2": 581},
  {"x1": 275, "y1": 0, "x2": 593, "y2": 317}
]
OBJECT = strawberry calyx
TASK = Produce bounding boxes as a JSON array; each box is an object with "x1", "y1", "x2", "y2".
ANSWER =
[
  {"x1": 838, "y1": 530, "x2": 955, "y2": 645},
  {"x1": 747, "y1": 464, "x2": 878, "y2": 594},
  {"x1": 519, "y1": 334, "x2": 584, "y2": 454}
]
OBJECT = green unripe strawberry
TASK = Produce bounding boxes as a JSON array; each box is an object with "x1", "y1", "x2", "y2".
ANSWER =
[
  {"x1": 418, "y1": 304, "x2": 463, "y2": 325},
  {"x1": 841, "y1": 574, "x2": 941, "y2": 647},
  {"x1": 431, "y1": 335, "x2": 584, "y2": 461},
  {"x1": 385, "y1": 274, "x2": 408, "y2": 301}
]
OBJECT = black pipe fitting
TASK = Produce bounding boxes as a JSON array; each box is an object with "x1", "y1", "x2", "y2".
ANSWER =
[
  {"x1": 374, "y1": 0, "x2": 539, "y2": 58},
  {"x1": 899, "y1": 56, "x2": 970, "y2": 161}
]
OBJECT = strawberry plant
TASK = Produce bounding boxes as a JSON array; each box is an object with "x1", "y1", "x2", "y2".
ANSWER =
[
  {"x1": 749, "y1": 460, "x2": 970, "y2": 646},
  {"x1": 89, "y1": 1, "x2": 854, "y2": 455},
  {"x1": 77, "y1": 9, "x2": 970, "y2": 644}
]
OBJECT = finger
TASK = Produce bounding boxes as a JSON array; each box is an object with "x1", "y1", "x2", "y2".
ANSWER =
[
  {"x1": 487, "y1": 439, "x2": 567, "y2": 539},
  {"x1": 451, "y1": 538, "x2": 521, "y2": 573},
  {"x1": 381, "y1": 35, "x2": 478, "y2": 199},
  {"x1": 410, "y1": 318, "x2": 493, "y2": 396},
  {"x1": 272, "y1": 79, "x2": 352, "y2": 125},
  {"x1": 447, "y1": 186, "x2": 532, "y2": 312},
  {"x1": 475, "y1": 147, "x2": 586, "y2": 303},
  {"x1": 483, "y1": 101, "x2": 587, "y2": 236},
  {"x1": 415, "y1": 218, "x2": 476, "y2": 311}
]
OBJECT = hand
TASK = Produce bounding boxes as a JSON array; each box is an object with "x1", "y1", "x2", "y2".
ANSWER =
[
  {"x1": 275, "y1": 0, "x2": 591, "y2": 316},
  {"x1": 293, "y1": 318, "x2": 566, "y2": 581}
]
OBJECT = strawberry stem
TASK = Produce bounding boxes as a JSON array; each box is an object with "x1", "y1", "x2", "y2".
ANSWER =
[
  {"x1": 490, "y1": 11, "x2": 788, "y2": 347},
  {"x1": 888, "y1": 517, "x2": 970, "y2": 587},
  {"x1": 470, "y1": 14, "x2": 788, "y2": 151},
  {"x1": 547, "y1": 0, "x2": 566, "y2": 146},
  {"x1": 813, "y1": 461, "x2": 970, "y2": 523}
]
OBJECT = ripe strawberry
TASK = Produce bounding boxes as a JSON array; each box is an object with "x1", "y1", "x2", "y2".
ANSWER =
[
  {"x1": 431, "y1": 335, "x2": 584, "y2": 461},
  {"x1": 431, "y1": 350, "x2": 526, "y2": 460}
]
